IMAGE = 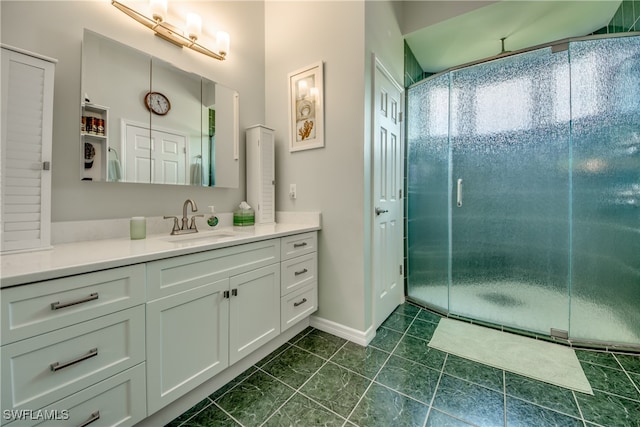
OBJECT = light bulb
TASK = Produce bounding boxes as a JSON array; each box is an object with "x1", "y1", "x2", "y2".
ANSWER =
[
  {"x1": 186, "y1": 13, "x2": 202, "y2": 40},
  {"x1": 149, "y1": 0, "x2": 167, "y2": 22},
  {"x1": 217, "y1": 31, "x2": 230, "y2": 56}
]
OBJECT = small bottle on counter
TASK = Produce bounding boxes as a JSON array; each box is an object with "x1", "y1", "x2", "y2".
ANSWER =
[{"x1": 207, "y1": 206, "x2": 219, "y2": 227}]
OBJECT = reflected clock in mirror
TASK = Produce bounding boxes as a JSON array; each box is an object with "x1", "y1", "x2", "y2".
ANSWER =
[
  {"x1": 80, "y1": 29, "x2": 239, "y2": 187},
  {"x1": 145, "y1": 91, "x2": 171, "y2": 115}
]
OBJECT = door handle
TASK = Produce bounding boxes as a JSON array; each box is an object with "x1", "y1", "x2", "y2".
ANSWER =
[
  {"x1": 375, "y1": 207, "x2": 388, "y2": 216},
  {"x1": 457, "y1": 179, "x2": 463, "y2": 207}
]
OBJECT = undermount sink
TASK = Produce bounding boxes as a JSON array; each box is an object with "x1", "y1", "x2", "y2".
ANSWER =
[{"x1": 161, "y1": 229, "x2": 239, "y2": 244}]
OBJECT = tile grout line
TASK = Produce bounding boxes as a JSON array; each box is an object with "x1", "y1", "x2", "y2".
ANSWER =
[
  {"x1": 175, "y1": 396, "x2": 215, "y2": 427},
  {"x1": 579, "y1": 360, "x2": 640, "y2": 403},
  {"x1": 258, "y1": 338, "x2": 351, "y2": 427},
  {"x1": 203, "y1": 327, "x2": 317, "y2": 427},
  {"x1": 341, "y1": 309, "x2": 426, "y2": 426},
  {"x1": 213, "y1": 401, "x2": 247, "y2": 427},
  {"x1": 423, "y1": 352, "x2": 448, "y2": 427},
  {"x1": 570, "y1": 390, "x2": 588, "y2": 427},
  {"x1": 612, "y1": 353, "x2": 640, "y2": 396}
]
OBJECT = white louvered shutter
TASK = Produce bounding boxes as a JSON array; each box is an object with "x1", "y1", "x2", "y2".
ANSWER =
[
  {"x1": 246, "y1": 125, "x2": 275, "y2": 224},
  {"x1": 1, "y1": 47, "x2": 56, "y2": 252}
]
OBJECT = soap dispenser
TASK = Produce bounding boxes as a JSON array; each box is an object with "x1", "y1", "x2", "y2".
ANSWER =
[{"x1": 207, "y1": 206, "x2": 219, "y2": 227}]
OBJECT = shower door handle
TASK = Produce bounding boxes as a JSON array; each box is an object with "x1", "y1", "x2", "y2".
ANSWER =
[{"x1": 457, "y1": 179, "x2": 463, "y2": 207}]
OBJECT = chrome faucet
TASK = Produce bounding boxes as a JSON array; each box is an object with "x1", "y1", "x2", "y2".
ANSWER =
[{"x1": 164, "y1": 199, "x2": 203, "y2": 235}]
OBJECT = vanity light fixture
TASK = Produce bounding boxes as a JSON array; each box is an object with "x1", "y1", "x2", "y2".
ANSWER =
[{"x1": 111, "y1": 0, "x2": 229, "y2": 61}]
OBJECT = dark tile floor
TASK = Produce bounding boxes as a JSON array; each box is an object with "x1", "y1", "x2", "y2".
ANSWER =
[{"x1": 166, "y1": 303, "x2": 640, "y2": 427}]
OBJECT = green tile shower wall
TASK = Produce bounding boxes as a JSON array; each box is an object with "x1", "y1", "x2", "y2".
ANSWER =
[
  {"x1": 404, "y1": 41, "x2": 429, "y2": 88},
  {"x1": 603, "y1": 0, "x2": 640, "y2": 33}
]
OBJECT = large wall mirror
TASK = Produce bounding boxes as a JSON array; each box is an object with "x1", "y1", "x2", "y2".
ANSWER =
[{"x1": 80, "y1": 29, "x2": 239, "y2": 187}]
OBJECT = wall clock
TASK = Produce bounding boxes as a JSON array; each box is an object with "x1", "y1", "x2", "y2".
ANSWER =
[{"x1": 144, "y1": 91, "x2": 171, "y2": 115}]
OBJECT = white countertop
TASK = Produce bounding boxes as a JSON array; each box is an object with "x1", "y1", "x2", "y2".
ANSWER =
[{"x1": 1, "y1": 221, "x2": 320, "y2": 288}]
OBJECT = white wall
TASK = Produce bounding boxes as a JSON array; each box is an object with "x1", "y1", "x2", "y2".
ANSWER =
[
  {"x1": 265, "y1": 1, "x2": 367, "y2": 331},
  {"x1": 0, "y1": 1, "x2": 265, "y2": 221},
  {"x1": 265, "y1": 1, "x2": 404, "y2": 335}
]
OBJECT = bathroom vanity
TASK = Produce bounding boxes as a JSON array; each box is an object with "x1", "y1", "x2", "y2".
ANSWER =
[{"x1": 0, "y1": 221, "x2": 319, "y2": 426}]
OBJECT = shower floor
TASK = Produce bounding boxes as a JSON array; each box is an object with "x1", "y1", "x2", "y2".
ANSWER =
[{"x1": 409, "y1": 281, "x2": 640, "y2": 346}]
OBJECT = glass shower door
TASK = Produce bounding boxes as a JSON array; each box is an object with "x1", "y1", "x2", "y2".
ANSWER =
[
  {"x1": 449, "y1": 47, "x2": 572, "y2": 334},
  {"x1": 569, "y1": 36, "x2": 640, "y2": 345}
]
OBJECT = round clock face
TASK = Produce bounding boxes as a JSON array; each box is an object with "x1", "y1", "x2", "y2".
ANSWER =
[{"x1": 145, "y1": 92, "x2": 171, "y2": 115}]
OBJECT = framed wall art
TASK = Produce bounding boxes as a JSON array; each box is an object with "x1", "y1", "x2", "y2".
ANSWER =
[{"x1": 288, "y1": 61, "x2": 324, "y2": 152}]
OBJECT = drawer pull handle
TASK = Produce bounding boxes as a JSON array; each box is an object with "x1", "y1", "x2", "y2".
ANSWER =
[
  {"x1": 51, "y1": 293, "x2": 99, "y2": 310},
  {"x1": 50, "y1": 348, "x2": 98, "y2": 372},
  {"x1": 294, "y1": 268, "x2": 308, "y2": 276},
  {"x1": 78, "y1": 411, "x2": 100, "y2": 427},
  {"x1": 293, "y1": 242, "x2": 307, "y2": 248},
  {"x1": 294, "y1": 298, "x2": 308, "y2": 307}
]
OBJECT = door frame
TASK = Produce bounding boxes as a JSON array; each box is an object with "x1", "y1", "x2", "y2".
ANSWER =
[{"x1": 370, "y1": 53, "x2": 406, "y2": 330}]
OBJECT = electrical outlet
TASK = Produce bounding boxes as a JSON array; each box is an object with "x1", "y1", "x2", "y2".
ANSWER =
[{"x1": 289, "y1": 184, "x2": 297, "y2": 199}]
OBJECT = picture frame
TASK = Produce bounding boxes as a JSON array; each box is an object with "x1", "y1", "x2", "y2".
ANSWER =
[{"x1": 288, "y1": 61, "x2": 324, "y2": 152}]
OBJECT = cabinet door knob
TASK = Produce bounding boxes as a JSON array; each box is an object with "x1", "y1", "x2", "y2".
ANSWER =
[{"x1": 232, "y1": 289, "x2": 238, "y2": 297}]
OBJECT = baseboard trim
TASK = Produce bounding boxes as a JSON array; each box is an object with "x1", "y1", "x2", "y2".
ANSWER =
[{"x1": 310, "y1": 315, "x2": 375, "y2": 346}]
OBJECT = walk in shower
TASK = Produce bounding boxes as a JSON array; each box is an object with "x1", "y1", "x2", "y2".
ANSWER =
[{"x1": 406, "y1": 34, "x2": 640, "y2": 348}]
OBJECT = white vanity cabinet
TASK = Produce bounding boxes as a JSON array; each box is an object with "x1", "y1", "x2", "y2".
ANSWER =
[
  {"x1": 280, "y1": 232, "x2": 318, "y2": 331},
  {"x1": 145, "y1": 239, "x2": 281, "y2": 414},
  {"x1": 0, "y1": 229, "x2": 318, "y2": 424},
  {"x1": 0, "y1": 265, "x2": 147, "y2": 427}
]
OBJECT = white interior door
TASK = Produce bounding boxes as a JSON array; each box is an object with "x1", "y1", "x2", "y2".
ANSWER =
[
  {"x1": 152, "y1": 131, "x2": 187, "y2": 185},
  {"x1": 124, "y1": 122, "x2": 187, "y2": 184},
  {"x1": 372, "y1": 56, "x2": 405, "y2": 329},
  {"x1": 125, "y1": 123, "x2": 152, "y2": 183}
]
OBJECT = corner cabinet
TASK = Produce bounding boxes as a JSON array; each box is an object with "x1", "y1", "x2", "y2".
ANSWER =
[
  {"x1": 1, "y1": 46, "x2": 56, "y2": 253},
  {"x1": 246, "y1": 125, "x2": 275, "y2": 224}
]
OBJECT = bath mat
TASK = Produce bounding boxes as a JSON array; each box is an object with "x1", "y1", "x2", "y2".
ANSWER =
[{"x1": 428, "y1": 318, "x2": 593, "y2": 394}]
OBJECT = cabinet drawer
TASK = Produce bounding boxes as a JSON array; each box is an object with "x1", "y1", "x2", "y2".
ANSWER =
[
  {"x1": 281, "y1": 253, "x2": 317, "y2": 296},
  {"x1": 281, "y1": 283, "x2": 317, "y2": 332},
  {"x1": 1, "y1": 264, "x2": 145, "y2": 345},
  {"x1": 281, "y1": 232, "x2": 317, "y2": 260},
  {"x1": 11, "y1": 364, "x2": 147, "y2": 427},
  {"x1": 147, "y1": 239, "x2": 280, "y2": 300},
  {"x1": 1, "y1": 306, "x2": 145, "y2": 414}
]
